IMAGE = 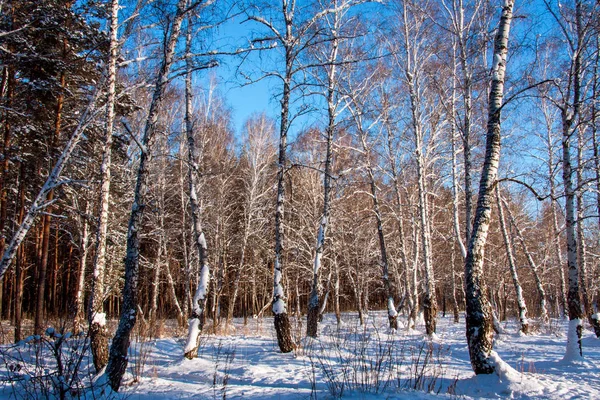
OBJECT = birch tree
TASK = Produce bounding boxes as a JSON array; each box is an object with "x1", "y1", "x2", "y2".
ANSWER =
[
  {"x1": 394, "y1": 0, "x2": 438, "y2": 335},
  {"x1": 464, "y1": 0, "x2": 514, "y2": 374},
  {"x1": 345, "y1": 70, "x2": 399, "y2": 330},
  {"x1": 88, "y1": 0, "x2": 120, "y2": 373},
  {"x1": 103, "y1": 0, "x2": 213, "y2": 390},
  {"x1": 306, "y1": 0, "x2": 357, "y2": 338},
  {"x1": 495, "y1": 186, "x2": 528, "y2": 333},
  {"x1": 245, "y1": 0, "x2": 353, "y2": 352},
  {"x1": 541, "y1": 0, "x2": 598, "y2": 360}
]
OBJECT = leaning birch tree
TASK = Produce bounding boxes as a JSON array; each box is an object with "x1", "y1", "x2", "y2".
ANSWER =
[
  {"x1": 464, "y1": 0, "x2": 514, "y2": 374},
  {"x1": 103, "y1": 0, "x2": 214, "y2": 390}
]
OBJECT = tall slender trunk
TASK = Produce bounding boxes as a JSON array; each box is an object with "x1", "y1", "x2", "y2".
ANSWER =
[
  {"x1": 271, "y1": 12, "x2": 295, "y2": 353},
  {"x1": 400, "y1": 0, "x2": 436, "y2": 334},
  {"x1": 14, "y1": 162, "x2": 25, "y2": 342},
  {"x1": 73, "y1": 201, "x2": 90, "y2": 332},
  {"x1": 560, "y1": 0, "x2": 584, "y2": 362},
  {"x1": 307, "y1": 29, "x2": 338, "y2": 338},
  {"x1": 450, "y1": 76, "x2": 463, "y2": 324},
  {"x1": 88, "y1": 0, "x2": 119, "y2": 373},
  {"x1": 184, "y1": 15, "x2": 211, "y2": 359},
  {"x1": 591, "y1": 41, "x2": 600, "y2": 336},
  {"x1": 178, "y1": 132, "x2": 191, "y2": 320},
  {"x1": 408, "y1": 202, "x2": 420, "y2": 329},
  {"x1": 359, "y1": 131, "x2": 397, "y2": 330},
  {"x1": 495, "y1": 186, "x2": 528, "y2": 333},
  {"x1": 545, "y1": 117, "x2": 567, "y2": 317},
  {"x1": 105, "y1": 1, "x2": 189, "y2": 390},
  {"x1": 464, "y1": 0, "x2": 514, "y2": 375},
  {"x1": 503, "y1": 199, "x2": 548, "y2": 322},
  {"x1": 385, "y1": 120, "x2": 411, "y2": 321}
]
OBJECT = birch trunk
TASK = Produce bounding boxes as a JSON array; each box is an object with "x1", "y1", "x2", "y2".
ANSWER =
[
  {"x1": 560, "y1": 0, "x2": 584, "y2": 361},
  {"x1": 184, "y1": 16, "x2": 210, "y2": 359},
  {"x1": 89, "y1": 0, "x2": 119, "y2": 372},
  {"x1": 73, "y1": 201, "x2": 90, "y2": 333},
  {"x1": 545, "y1": 115, "x2": 567, "y2": 317},
  {"x1": 104, "y1": 0, "x2": 189, "y2": 390},
  {"x1": 400, "y1": 0, "x2": 436, "y2": 334},
  {"x1": 178, "y1": 132, "x2": 191, "y2": 320},
  {"x1": 13, "y1": 162, "x2": 25, "y2": 342},
  {"x1": 307, "y1": 25, "x2": 339, "y2": 338},
  {"x1": 384, "y1": 119, "x2": 411, "y2": 323},
  {"x1": 464, "y1": 0, "x2": 514, "y2": 375},
  {"x1": 591, "y1": 43, "x2": 600, "y2": 336},
  {"x1": 450, "y1": 84, "x2": 463, "y2": 323},
  {"x1": 495, "y1": 186, "x2": 528, "y2": 334},
  {"x1": 271, "y1": 4, "x2": 295, "y2": 353},
  {"x1": 359, "y1": 131, "x2": 397, "y2": 330},
  {"x1": 503, "y1": 199, "x2": 548, "y2": 322}
]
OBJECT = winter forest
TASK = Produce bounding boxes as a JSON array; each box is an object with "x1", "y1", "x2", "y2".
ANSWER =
[{"x1": 0, "y1": 0, "x2": 600, "y2": 398}]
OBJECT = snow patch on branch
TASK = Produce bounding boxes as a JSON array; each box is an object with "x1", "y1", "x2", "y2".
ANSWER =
[{"x1": 91, "y1": 312, "x2": 107, "y2": 327}]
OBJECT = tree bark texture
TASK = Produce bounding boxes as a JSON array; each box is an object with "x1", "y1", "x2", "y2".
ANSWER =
[
  {"x1": 89, "y1": 0, "x2": 119, "y2": 373},
  {"x1": 105, "y1": 0, "x2": 188, "y2": 390},
  {"x1": 184, "y1": 17, "x2": 211, "y2": 359},
  {"x1": 464, "y1": 0, "x2": 514, "y2": 375}
]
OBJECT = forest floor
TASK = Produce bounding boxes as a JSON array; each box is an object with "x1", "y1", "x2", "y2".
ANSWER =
[{"x1": 0, "y1": 311, "x2": 599, "y2": 399}]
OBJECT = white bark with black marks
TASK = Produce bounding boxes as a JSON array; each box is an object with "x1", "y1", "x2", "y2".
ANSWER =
[{"x1": 464, "y1": 0, "x2": 514, "y2": 375}]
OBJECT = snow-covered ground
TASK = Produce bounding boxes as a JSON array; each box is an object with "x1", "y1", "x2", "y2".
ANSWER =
[{"x1": 1, "y1": 312, "x2": 599, "y2": 399}]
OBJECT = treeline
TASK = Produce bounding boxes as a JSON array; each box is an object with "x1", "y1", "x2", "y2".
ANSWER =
[{"x1": 0, "y1": 0, "x2": 599, "y2": 388}]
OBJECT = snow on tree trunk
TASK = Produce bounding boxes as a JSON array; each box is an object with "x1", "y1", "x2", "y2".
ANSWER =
[
  {"x1": 183, "y1": 17, "x2": 210, "y2": 359},
  {"x1": 495, "y1": 186, "x2": 529, "y2": 334},
  {"x1": 89, "y1": 0, "x2": 119, "y2": 373},
  {"x1": 543, "y1": 108, "x2": 568, "y2": 318},
  {"x1": 178, "y1": 132, "x2": 191, "y2": 321},
  {"x1": 307, "y1": 101, "x2": 334, "y2": 337},
  {"x1": 104, "y1": 1, "x2": 189, "y2": 391},
  {"x1": 271, "y1": 52, "x2": 294, "y2": 354},
  {"x1": 464, "y1": 0, "x2": 514, "y2": 375},
  {"x1": 559, "y1": 0, "x2": 585, "y2": 361}
]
